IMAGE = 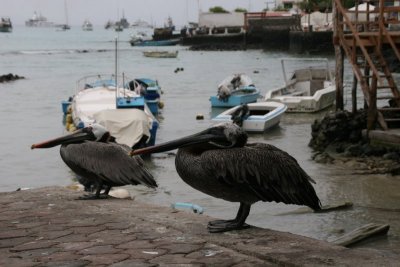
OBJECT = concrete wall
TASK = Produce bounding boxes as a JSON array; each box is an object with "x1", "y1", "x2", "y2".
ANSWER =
[{"x1": 199, "y1": 12, "x2": 245, "y2": 28}]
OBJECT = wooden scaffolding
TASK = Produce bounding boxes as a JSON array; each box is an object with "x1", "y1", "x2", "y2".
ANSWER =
[{"x1": 333, "y1": 0, "x2": 400, "y2": 130}]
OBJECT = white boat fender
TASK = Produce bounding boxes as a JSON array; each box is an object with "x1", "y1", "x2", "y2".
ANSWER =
[{"x1": 171, "y1": 202, "x2": 204, "y2": 214}]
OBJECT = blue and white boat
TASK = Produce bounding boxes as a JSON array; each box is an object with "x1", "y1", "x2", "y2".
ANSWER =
[
  {"x1": 210, "y1": 74, "x2": 260, "y2": 108},
  {"x1": 212, "y1": 102, "x2": 287, "y2": 133},
  {"x1": 62, "y1": 74, "x2": 159, "y2": 148},
  {"x1": 130, "y1": 38, "x2": 180, "y2": 47},
  {"x1": 128, "y1": 78, "x2": 163, "y2": 115}
]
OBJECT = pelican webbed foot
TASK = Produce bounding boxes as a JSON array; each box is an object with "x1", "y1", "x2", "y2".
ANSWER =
[
  {"x1": 76, "y1": 193, "x2": 109, "y2": 200},
  {"x1": 207, "y1": 220, "x2": 250, "y2": 233},
  {"x1": 207, "y1": 202, "x2": 252, "y2": 233}
]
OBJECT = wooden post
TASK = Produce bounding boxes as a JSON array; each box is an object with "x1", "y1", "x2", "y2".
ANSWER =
[
  {"x1": 364, "y1": 66, "x2": 370, "y2": 109},
  {"x1": 352, "y1": 74, "x2": 358, "y2": 113},
  {"x1": 333, "y1": 0, "x2": 344, "y2": 110}
]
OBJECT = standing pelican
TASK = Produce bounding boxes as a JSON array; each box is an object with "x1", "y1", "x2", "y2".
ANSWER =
[
  {"x1": 32, "y1": 124, "x2": 157, "y2": 199},
  {"x1": 131, "y1": 123, "x2": 321, "y2": 233}
]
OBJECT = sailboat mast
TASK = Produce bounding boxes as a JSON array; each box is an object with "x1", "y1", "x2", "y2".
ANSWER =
[{"x1": 64, "y1": 0, "x2": 68, "y2": 26}]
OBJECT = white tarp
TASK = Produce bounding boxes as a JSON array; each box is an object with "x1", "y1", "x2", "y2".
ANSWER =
[
  {"x1": 349, "y1": 3, "x2": 375, "y2": 11},
  {"x1": 93, "y1": 109, "x2": 151, "y2": 147},
  {"x1": 348, "y1": 3, "x2": 376, "y2": 21}
]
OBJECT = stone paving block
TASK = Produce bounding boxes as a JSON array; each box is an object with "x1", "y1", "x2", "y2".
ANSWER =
[
  {"x1": 149, "y1": 253, "x2": 196, "y2": 264},
  {"x1": 0, "y1": 229, "x2": 30, "y2": 239},
  {"x1": 87, "y1": 229, "x2": 137, "y2": 245},
  {"x1": 124, "y1": 248, "x2": 167, "y2": 259},
  {"x1": 156, "y1": 243, "x2": 204, "y2": 254},
  {"x1": 53, "y1": 233, "x2": 91, "y2": 243},
  {"x1": 116, "y1": 240, "x2": 155, "y2": 249},
  {"x1": 109, "y1": 260, "x2": 158, "y2": 267},
  {"x1": 10, "y1": 241, "x2": 58, "y2": 252},
  {"x1": 36, "y1": 229, "x2": 74, "y2": 240},
  {"x1": 0, "y1": 236, "x2": 36, "y2": 248},
  {"x1": 72, "y1": 226, "x2": 108, "y2": 235},
  {"x1": 77, "y1": 244, "x2": 122, "y2": 255},
  {"x1": 16, "y1": 247, "x2": 61, "y2": 261},
  {"x1": 104, "y1": 221, "x2": 133, "y2": 230},
  {"x1": 38, "y1": 260, "x2": 90, "y2": 267},
  {"x1": 14, "y1": 222, "x2": 48, "y2": 229},
  {"x1": 33, "y1": 251, "x2": 82, "y2": 263},
  {"x1": 0, "y1": 256, "x2": 40, "y2": 267},
  {"x1": 80, "y1": 253, "x2": 130, "y2": 265},
  {"x1": 57, "y1": 241, "x2": 98, "y2": 251}
]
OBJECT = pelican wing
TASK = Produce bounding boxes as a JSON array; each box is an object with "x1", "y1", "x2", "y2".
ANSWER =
[
  {"x1": 201, "y1": 143, "x2": 320, "y2": 210},
  {"x1": 60, "y1": 142, "x2": 157, "y2": 188}
]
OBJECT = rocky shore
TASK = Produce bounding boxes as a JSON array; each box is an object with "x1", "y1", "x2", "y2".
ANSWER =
[
  {"x1": 0, "y1": 73, "x2": 25, "y2": 83},
  {"x1": 309, "y1": 110, "x2": 400, "y2": 175}
]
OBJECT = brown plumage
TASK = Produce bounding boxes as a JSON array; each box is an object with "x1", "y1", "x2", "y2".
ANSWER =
[
  {"x1": 131, "y1": 123, "x2": 321, "y2": 233},
  {"x1": 32, "y1": 124, "x2": 157, "y2": 199}
]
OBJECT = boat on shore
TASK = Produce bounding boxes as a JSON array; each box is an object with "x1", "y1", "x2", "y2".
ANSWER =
[
  {"x1": 143, "y1": 50, "x2": 178, "y2": 58},
  {"x1": 264, "y1": 58, "x2": 336, "y2": 113},
  {"x1": 212, "y1": 102, "x2": 287, "y2": 133},
  {"x1": 62, "y1": 74, "x2": 159, "y2": 148},
  {"x1": 0, "y1": 17, "x2": 12, "y2": 32},
  {"x1": 210, "y1": 74, "x2": 260, "y2": 108}
]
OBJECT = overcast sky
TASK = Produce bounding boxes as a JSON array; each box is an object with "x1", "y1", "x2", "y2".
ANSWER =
[{"x1": 1, "y1": 0, "x2": 269, "y2": 27}]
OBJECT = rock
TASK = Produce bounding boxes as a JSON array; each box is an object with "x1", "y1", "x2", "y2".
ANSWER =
[
  {"x1": 308, "y1": 109, "x2": 400, "y2": 174},
  {"x1": 0, "y1": 73, "x2": 25, "y2": 83},
  {"x1": 383, "y1": 152, "x2": 400, "y2": 161}
]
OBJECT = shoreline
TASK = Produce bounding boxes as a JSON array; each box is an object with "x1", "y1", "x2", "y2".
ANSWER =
[{"x1": 1, "y1": 186, "x2": 399, "y2": 266}]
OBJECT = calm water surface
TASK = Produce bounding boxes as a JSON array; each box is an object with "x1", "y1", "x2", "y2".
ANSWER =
[{"x1": 1, "y1": 26, "x2": 399, "y2": 253}]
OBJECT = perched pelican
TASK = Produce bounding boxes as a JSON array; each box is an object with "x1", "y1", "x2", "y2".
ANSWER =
[
  {"x1": 131, "y1": 123, "x2": 321, "y2": 233},
  {"x1": 32, "y1": 124, "x2": 157, "y2": 199}
]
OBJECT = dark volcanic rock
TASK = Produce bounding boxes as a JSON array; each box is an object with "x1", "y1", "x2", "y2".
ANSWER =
[
  {"x1": 309, "y1": 109, "x2": 400, "y2": 174},
  {"x1": 0, "y1": 73, "x2": 25, "y2": 83}
]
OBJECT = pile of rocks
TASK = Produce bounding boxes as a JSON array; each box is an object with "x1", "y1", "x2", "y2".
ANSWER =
[
  {"x1": 0, "y1": 73, "x2": 24, "y2": 83},
  {"x1": 309, "y1": 109, "x2": 400, "y2": 174}
]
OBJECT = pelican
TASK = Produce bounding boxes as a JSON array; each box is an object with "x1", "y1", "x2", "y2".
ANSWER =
[
  {"x1": 31, "y1": 124, "x2": 157, "y2": 199},
  {"x1": 131, "y1": 123, "x2": 321, "y2": 233}
]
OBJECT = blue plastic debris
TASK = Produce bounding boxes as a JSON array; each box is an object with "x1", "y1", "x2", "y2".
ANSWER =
[{"x1": 171, "y1": 202, "x2": 204, "y2": 214}]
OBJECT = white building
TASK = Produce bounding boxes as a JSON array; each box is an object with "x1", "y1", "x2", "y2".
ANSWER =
[{"x1": 198, "y1": 12, "x2": 245, "y2": 28}]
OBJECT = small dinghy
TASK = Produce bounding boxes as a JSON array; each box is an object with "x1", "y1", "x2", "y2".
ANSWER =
[{"x1": 212, "y1": 102, "x2": 287, "y2": 133}]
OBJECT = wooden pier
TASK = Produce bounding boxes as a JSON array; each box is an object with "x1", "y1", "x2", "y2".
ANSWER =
[{"x1": 333, "y1": 0, "x2": 400, "y2": 131}]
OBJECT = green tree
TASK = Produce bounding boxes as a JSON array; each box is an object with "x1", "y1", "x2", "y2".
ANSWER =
[
  {"x1": 298, "y1": 0, "x2": 355, "y2": 13},
  {"x1": 209, "y1": 6, "x2": 229, "y2": 13},
  {"x1": 234, "y1": 8, "x2": 247, "y2": 13}
]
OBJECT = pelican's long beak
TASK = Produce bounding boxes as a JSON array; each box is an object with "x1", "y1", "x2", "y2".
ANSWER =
[
  {"x1": 31, "y1": 128, "x2": 94, "y2": 149},
  {"x1": 130, "y1": 128, "x2": 225, "y2": 156}
]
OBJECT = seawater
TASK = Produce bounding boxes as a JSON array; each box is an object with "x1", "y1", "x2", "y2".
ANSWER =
[{"x1": 1, "y1": 26, "x2": 399, "y2": 253}]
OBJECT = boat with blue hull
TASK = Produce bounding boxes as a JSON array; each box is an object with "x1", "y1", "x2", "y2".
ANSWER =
[
  {"x1": 210, "y1": 74, "x2": 260, "y2": 108},
  {"x1": 128, "y1": 78, "x2": 163, "y2": 115},
  {"x1": 130, "y1": 38, "x2": 180, "y2": 47},
  {"x1": 62, "y1": 74, "x2": 159, "y2": 148}
]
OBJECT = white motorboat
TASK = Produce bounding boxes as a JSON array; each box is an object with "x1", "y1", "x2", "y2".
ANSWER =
[
  {"x1": 212, "y1": 102, "x2": 287, "y2": 133},
  {"x1": 265, "y1": 58, "x2": 336, "y2": 112}
]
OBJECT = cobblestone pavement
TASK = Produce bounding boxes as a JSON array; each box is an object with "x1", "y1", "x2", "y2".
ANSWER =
[{"x1": 0, "y1": 187, "x2": 399, "y2": 267}]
